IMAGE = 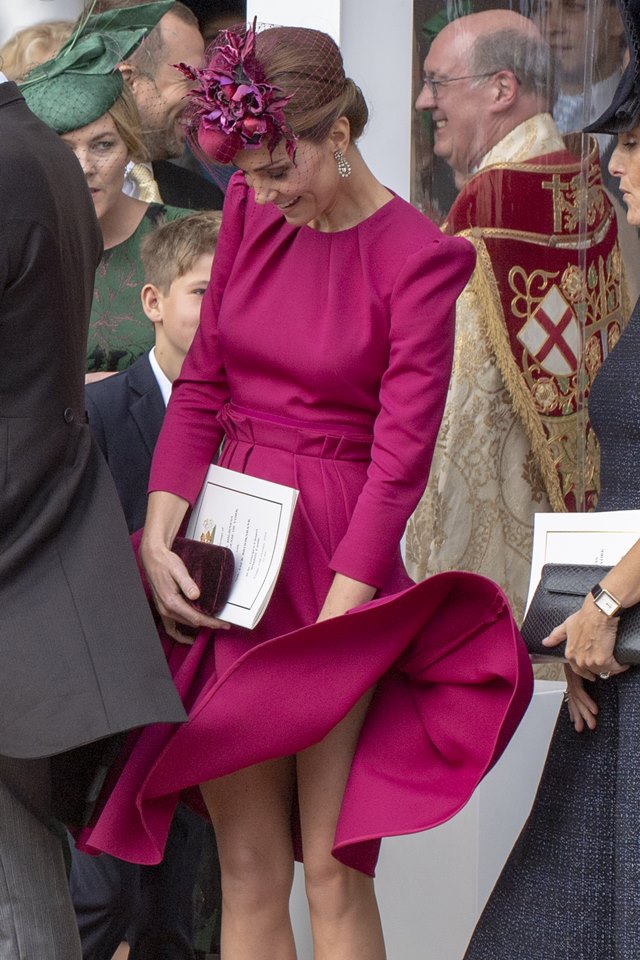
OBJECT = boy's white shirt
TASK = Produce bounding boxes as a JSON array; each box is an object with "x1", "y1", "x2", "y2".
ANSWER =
[{"x1": 148, "y1": 346, "x2": 172, "y2": 407}]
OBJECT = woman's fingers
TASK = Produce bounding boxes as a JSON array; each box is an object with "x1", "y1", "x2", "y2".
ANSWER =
[
  {"x1": 542, "y1": 621, "x2": 568, "y2": 648},
  {"x1": 567, "y1": 694, "x2": 598, "y2": 732},
  {"x1": 162, "y1": 613, "x2": 231, "y2": 646},
  {"x1": 565, "y1": 669, "x2": 597, "y2": 711},
  {"x1": 541, "y1": 618, "x2": 595, "y2": 678},
  {"x1": 546, "y1": 606, "x2": 629, "y2": 679},
  {"x1": 161, "y1": 616, "x2": 196, "y2": 646},
  {"x1": 564, "y1": 667, "x2": 599, "y2": 731},
  {"x1": 144, "y1": 544, "x2": 230, "y2": 633}
]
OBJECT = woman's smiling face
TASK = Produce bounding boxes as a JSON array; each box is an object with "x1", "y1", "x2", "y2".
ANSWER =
[
  {"x1": 234, "y1": 137, "x2": 344, "y2": 229},
  {"x1": 60, "y1": 112, "x2": 129, "y2": 222}
]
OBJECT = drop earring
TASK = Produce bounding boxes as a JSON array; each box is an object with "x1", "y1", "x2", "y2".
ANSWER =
[{"x1": 334, "y1": 149, "x2": 352, "y2": 178}]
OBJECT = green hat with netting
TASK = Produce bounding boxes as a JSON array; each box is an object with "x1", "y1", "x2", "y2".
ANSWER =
[{"x1": 20, "y1": 0, "x2": 174, "y2": 134}]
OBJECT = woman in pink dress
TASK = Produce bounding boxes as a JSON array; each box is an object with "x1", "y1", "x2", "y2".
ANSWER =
[{"x1": 84, "y1": 22, "x2": 531, "y2": 960}]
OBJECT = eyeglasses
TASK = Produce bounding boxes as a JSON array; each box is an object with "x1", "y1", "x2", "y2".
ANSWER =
[{"x1": 423, "y1": 72, "x2": 498, "y2": 99}]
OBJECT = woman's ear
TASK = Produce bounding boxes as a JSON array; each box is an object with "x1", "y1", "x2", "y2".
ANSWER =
[{"x1": 329, "y1": 115, "x2": 352, "y2": 154}]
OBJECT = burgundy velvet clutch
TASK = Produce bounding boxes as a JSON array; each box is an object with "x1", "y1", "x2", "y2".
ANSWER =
[{"x1": 172, "y1": 537, "x2": 235, "y2": 616}]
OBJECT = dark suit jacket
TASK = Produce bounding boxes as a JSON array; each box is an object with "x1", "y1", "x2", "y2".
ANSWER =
[
  {"x1": 0, "y1": 83, "x2": 185, "y2": 759},
  {"x1": 152, "y1": 160, "x2": 224, "y2": 210},
  {"x1": 86, "y1": 353, "x2": 165, "y2": 534}
]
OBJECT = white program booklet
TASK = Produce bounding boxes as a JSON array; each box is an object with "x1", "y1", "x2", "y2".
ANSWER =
[
  {"x1": 525, "y1": 510, "x2": 640, "y2": 614},
  {"x1": 185, "y1": 465, "x2": 299, "y2": 629}
]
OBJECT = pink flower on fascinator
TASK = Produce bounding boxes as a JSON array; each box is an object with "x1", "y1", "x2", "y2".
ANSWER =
[{"x1": 176, "y1": 19, "x2": 297, "y2": 163}]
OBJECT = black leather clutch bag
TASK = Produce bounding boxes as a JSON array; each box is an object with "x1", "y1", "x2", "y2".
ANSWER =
[{"x1": 521, "y1": 563, "x2": 640, "y2": 664}]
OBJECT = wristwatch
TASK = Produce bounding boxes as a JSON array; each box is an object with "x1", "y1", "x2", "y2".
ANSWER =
[{"x1": 590, "y1": 582, "x2": 623, "y2": 617}]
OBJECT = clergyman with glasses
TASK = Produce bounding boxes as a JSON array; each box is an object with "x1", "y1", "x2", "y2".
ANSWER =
[{"x1": 406, "y1": 9, "x2": 627, "y2": 628}]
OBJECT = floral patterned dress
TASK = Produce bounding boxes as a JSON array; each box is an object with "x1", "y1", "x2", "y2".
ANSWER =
[{"x1": 87, "y1": 203, "x2": 191, "y2": 373}]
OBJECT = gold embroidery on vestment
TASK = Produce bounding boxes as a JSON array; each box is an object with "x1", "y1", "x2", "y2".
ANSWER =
[
  {"x1": 541, "y1": 168, "x2": 606, "y2": 234},
  {"x1": 464, "y1": 241, "x2": 624, "y2": 511}
]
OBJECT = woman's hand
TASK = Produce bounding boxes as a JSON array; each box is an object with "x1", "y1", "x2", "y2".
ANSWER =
[
  {"x1": 541, "y1": 536, "x2": 640, "y2": 681},
  {"x1": 543, "y1": 595, "x2": 627, "y2": 681},
  {"x1": 316, "y1": 573, "x2": 376, "y2": 623},
  {"x1": 140, "y1": 491, "x2": 229, "y2": 644},
  {"x1": 563, "y1": 664, "x2": 599, "y2": 732}
]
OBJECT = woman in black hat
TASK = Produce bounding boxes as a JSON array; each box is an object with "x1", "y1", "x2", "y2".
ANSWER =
[{"x1": 463, "y1": 1, "x2": 640, "y2": 956}]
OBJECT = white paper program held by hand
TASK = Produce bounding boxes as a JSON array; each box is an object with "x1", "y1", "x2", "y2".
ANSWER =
[
  {"x1": 186, "y1": 465, "x2": 299, "y2": 629},
  {"x1": 525, "y1": 509, "x2": 640, "y2": 614}
]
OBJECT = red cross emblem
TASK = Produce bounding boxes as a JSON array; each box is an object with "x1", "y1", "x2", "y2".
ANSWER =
[{"x1": 517, "y1": 286, "x2": 579, "y2": 376}]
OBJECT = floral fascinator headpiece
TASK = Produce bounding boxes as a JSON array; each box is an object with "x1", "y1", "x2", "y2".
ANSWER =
[{"x1": 176, "y1": 18, "x2": 298, "y2": 164}]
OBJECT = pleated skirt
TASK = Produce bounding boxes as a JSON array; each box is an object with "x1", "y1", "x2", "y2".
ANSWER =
[{"x1": 78, "y1": 404, "x2": 533, "y2": 877}]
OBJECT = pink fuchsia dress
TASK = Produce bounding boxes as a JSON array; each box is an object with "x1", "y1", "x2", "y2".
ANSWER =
[{"x1": 80, "y1": 174, "x2": 533, "y2": 875}]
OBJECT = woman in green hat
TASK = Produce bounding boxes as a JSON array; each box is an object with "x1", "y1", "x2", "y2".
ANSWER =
[{"x1": 21, "y1": 1, "x2": 194, "y2": 377}]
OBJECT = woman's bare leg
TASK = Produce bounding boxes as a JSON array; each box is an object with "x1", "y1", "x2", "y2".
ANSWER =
[
  {"x1": 200, "y1": 757, "x2": 297, "y2": 960},
  {"x1": 297, "y1": 691, "x2": 386, "y2": 960}
]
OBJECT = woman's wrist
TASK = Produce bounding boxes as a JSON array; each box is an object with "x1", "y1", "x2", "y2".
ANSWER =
[
  {"x1": 596, "y1": 575, "x2": 636, "y2": 612},
  {"x1": 143, "y1": 490, "x2": 190, "y2": 550},
  {"x1": 590, "y1": 581, "x2": 624, "y2": 617},
  {"x1": 318, "y1": 572, "x2": 376, "y2": 620},
  {"x1": 593, "y1": 537, "x2": 640, "y2": 611}
]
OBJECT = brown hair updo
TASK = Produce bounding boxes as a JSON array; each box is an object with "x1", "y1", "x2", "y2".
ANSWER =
[
  {"x1": 253, "y1": 26, "x2": 369, "y2": 143},
  {"x1": 183, "y1": 22, "x2": 369, "y2": 164}
]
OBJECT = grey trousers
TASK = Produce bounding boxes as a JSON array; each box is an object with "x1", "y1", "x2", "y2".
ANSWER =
[{"x1": 0, "y1": 754, "x2": 81, "y2": 960}]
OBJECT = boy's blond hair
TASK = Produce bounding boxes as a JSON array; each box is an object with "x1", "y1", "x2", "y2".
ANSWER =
[{"x1": 140, "y1": 211, "x2": 222, "y2": 294}]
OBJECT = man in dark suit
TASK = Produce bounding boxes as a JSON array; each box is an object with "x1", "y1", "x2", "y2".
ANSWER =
[
  {"x1": 0, "y1": 74, "x2": 185, "y2": 960},
  {"x1": 90, "y1": 0, "x2": 225, "y2": 210},
  {"x1": 75, "y1": 212, "x2": 220, "y2": 960}
]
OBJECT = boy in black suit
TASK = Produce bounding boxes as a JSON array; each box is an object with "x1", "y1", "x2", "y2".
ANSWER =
[
  {"x1": 75, "y1": 211, "x2": 220, "y2": 960},
  {"x1": 85, "y1": 211, "x2": 220, "y2": 532}
]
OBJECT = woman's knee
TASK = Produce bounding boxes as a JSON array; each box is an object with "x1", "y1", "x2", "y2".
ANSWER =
[
  {"x1": 221, "y1": 843, "x2": 294, "y2": 911},
  {"x1": 303, "y1": 853, "x2": 372, "y2": 917}
]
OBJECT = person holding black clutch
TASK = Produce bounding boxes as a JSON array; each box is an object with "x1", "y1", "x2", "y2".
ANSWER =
[
  {"x1": 74, "y1": 21, "x2": 536, "y2": 960},
  {"x1": 463, "y1": 0, "x2": 640, "y2": 956}
]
